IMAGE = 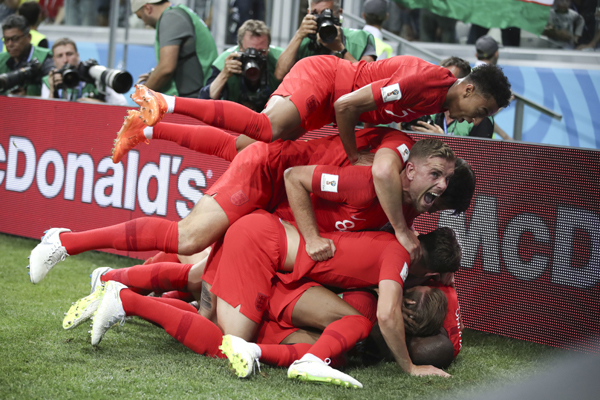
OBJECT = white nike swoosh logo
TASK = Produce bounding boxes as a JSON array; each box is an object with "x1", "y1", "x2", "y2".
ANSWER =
[
  {"x1": 385, "y1": 109, "x2": 406, "y2": 118},
  {"x1": 351, "y1": 215, "x2": 366, "y2": 221}
]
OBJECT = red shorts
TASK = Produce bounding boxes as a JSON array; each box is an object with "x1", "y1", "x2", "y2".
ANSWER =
[
  {"x1": 272, "y1": 56, "x2": 355, "y2": 131},
  {"x1": 208, "y1": 210, "x2": 287, "y2": 324},
  {"x1": 256, "y1": 278, "x2": 321, "y2": 344},
  {"x1": 205, "y1": 142, "x2": 278, "y2": 225}
]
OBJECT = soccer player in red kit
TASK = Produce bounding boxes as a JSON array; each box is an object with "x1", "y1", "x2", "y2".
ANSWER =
[
  {"x1": 115, "y1": 56, "x2": 507, "y2": 260},
  {"x1": 28, "y1": 135, "x2": 454, "y2": 283}
]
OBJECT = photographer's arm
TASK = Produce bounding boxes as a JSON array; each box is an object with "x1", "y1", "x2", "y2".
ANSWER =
[
  {"x1": 333, "y1": 84, "x2": 377, "y2": 164},
  {"x1": 144, "y1": 45, "x2": 178, "y2": 91},
  {"x1": 208, "y1": 53, "x2": 241, "y2": 100},
  {"x1": 274, "y1": 12, "x2": 316, "y2": 80}
]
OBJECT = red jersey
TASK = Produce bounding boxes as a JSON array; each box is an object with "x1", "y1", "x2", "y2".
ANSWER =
[
  {"x1": 427, "y1": 282, "x2": 462, "y2": 358},
  {"x1": 274, "y1": 164, "x2": 418, "y2": 233},
  {"x1": 351, "y1": 56, "x2": 456, "y2": 125},
  {"x1": 278, "y1": 230, "x2": 410, "y2": 290}
]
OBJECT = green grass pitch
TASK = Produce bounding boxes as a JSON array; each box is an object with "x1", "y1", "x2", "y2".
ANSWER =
[{"x1": 0, "y1": 232, "x2": 566, "y2": 399}]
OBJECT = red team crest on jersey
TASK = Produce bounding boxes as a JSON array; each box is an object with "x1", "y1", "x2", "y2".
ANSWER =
[
  {"x1": 306, "y1": 95, "x2": 318, "y2": 114},
  {"x1": 255, "y1": 292, "x2": 269, "y2": 312},
  {"x1": 230, "y1": 190, "x2": 249, "y2": 206}
]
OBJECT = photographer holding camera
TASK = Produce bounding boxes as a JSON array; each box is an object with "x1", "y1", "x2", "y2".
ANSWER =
[
  {"x1": 0, "y1": 15, "x2": 53, "y2": 96},
  {"x1": 199, "y1": 20, "x2": 283, "y2": 112},
  {"x1": 42, "y1": 38, "x2": 128, "y2": 105},
  {"x1": 274, "y1": 0, "x2": 377, "y2": 81}
]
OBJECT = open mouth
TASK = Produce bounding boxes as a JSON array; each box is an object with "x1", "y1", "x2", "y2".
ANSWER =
[{"x1": 423, "y1": 191, "x2": 439, "y2": 206}]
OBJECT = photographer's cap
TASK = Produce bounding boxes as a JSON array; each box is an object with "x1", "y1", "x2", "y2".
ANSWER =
[
  {"x1": 130, "y1": 0, "x2": 162, "y2": 13},
  {"x1": 363, "y1": 0, "x2": 388, "y2": 17},
  {"x1": 475, "y1": 35, "x2": 499, "y2": 58}
]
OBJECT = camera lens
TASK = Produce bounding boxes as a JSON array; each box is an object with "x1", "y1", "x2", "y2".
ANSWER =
[
  {"x1": 61, "y1": 69, "x2": 80, "y2": 88},
  {"x1": 319, "y1": 22, "x2": 338, "y2": 44}
]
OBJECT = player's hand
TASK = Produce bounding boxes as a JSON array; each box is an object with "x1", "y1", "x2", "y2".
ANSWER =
[
  {"x1": 353, "y1": 151, "x2": 375, "y2": 166},
  {"x1": 396, "y1": 228, "x2": 422, "y2": 263},
  {"x1": 411, "y1": 120, "x2": 444, "y2": 134},
  {"x1": 297, "y1": 12, "x2": 318, "y2": 39},
  {"x1": 305, "y1": 236, "x2": 336, "y2": 262},
  {"x1": 409, "y1": 364, "x2": 451, "y2": 377},
  {"x1": 223, "y1": 52, "x2": 243, "y2": 77},
  {"x1": 319, "y1": 25, "x2": 344, "y2": 52}
]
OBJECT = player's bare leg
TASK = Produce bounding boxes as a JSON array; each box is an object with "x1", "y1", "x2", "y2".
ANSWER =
[
  {"x1": 291, "y1": 286, "x2": 363, "y2": 330},
  {"x1": 216, "y1": 299, "x2": 258, "y2": 342},
  {"x1": 177, "y1": 195, "x2": 229, "y2": 255},
  {"x1": 262, "y1": 95, "x2": 306, "y2": 141}
]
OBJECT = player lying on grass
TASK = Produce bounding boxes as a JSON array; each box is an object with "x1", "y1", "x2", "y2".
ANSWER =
[
  {"x1": 64, "y1": 210, "x2": 460, "y2": 384},
  {"x1": 28, "y1": 137, "x2": 462, "y2": 283}
]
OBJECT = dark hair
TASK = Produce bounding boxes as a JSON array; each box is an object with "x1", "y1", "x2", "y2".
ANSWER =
[
  {"x1": 404, "y1": 287, "x2": 448, "y2": 337},
  {"x1": 440, "y1": 157, "x2": 476, "y2": 215},
  {"x1": 419, "y1": 227, "x2": 462, "y2": 274},
  {"x1": 465, "y1": 64, "x2": 512, "y2": 109},
  {"x1": 17, "y1": 2, "x2": 41, "y2": 28},
  {"x1": 440, "y1": 56, "x2": 471, "y2": 79},
  {"x1": 408, "y1": 138, "x2": 455, "y2": 163},
  {"x1": 364, "y1": 13, "x2": 386, "y2": 26},
  {"x1": 2, "y1": 14, "x2": 30, "y2": 34},
  {"x1": 52, "y1": 37, "x2": 78, "y2": 54},
  {"x1": 407, "y1": 334, "x2": 455, "y2": 369}
]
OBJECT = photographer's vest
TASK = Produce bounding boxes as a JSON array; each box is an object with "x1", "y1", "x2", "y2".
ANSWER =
[
  {"x1": 2, "y1": 29, "x2": 47, "y2": 53},
  {"x1": 0, "y1": 46, "x2": 51, "y2": 96},
  {"x1": 374, "y1": 37, "x2": 393, "y2": 60},
  {"x1": 431, "y1": 113, "x2": 495, "y2": 137},
  {"x1": 297, "y1": 27, "x2": 372, "y2": 61},
  {"x1": 212, "y1": 45, "x2": 283, "y2": 105},
  {"x1": 41, "y1": 75, "x2": 99, "y2": 101},
  {"x1": 154, "y1": 4, "x2": 218, "y2": 96}
]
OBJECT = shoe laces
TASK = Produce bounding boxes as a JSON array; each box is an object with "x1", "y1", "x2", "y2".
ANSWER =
[{"x1": 46, "y1": 244, "x2": 67, "y2": 266}]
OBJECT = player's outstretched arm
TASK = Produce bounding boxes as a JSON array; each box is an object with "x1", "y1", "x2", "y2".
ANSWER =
[
  {"x1": 284, "y1": 166, "x2": 336, "y2": 262},
  {"x1": 333, "y1": 85, "x2": 377, "y2": 164},
  {"x1": 378, "y1": 280, "x2": 450, "y2": 378},
  {"x1": 373, "y1": 148, "x2": 422, "y2": 262}
]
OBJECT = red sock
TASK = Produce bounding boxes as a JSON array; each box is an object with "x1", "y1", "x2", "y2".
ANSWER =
[
  {"x1": 174, "y1": 97, "x2": 273, "y2": 142},
  {"x1": 258, "y1": 343, "x2": 312, "y2": 367},
  {"x1": 143, "y1": 252, "x2": 180, "y2": 265},
  {"x1": 59, "y1": 217, "x2": 179, "y2": 255},
  {"x1": 154, "y1": 122, "x2": 238, "y2": 162},
  {"x1": 102, "y1": 262, "x2": 192, "y2": 292},
  {"x1": 162, "y1": 290, "x2": 195, "y2": 303},
  {"x1": 121, "y1": 289, "x2": 224, "y2": 358},
  {"x1": 341, "y1": 290, "x2": 378, "y2": 324},
  {"x1": 148, "y1": 296, "x2": 197, "y2": 313},
  {"x1": 308, "y1": 315, "x2": 373, "y2": 362}
]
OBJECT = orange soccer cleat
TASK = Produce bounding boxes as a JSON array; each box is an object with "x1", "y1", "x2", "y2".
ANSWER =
[
  {"x1": 111, "y1": 110, "x2": 149, "y2": 164},
  {"x1": 131, "y1": 84, "x2": 168, "y2": 126}
]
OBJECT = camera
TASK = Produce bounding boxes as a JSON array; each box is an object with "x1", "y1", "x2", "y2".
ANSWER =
[
  {"x1": 401, "y1": 115, "x2": 434, "y2": 131},
  {"x1": 237, "y1": 48, "x2": 267, "y2": 85},
  {"x1": 309, "y1": 8, "x2": 340, "y2": 44},
  {"x1": 0, "y1": 59, "x2": 42, "y2": 92},
  {"x1": 55, "y1": 59, "x2": 133, "y2": 94}
]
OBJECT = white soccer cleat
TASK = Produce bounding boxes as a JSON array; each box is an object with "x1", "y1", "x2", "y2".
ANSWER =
[
  {"x1": 91, "y1": 281, "x2": 127, "y2": 346},
  {"x1": 287, "y1": 359, "x2": 363, "y2": 389},
  {"x1": 219, "y1": 335, "x2": 261, "y2": 378},
  {"x1": 28, "y1": 228, "x2": 71, "y2": 284},
  {"x1": 62, "y1": 282, "x2": 108, "y2": 330},
  {"x1": 90, "y1": 267, "x2": 113, "y2": 294}
]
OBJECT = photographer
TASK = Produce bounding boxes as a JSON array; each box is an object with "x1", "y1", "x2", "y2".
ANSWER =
[
  {"x1": 42, "y1": 38, "x2": 127, "y2": 105},
  {"x1": 0, "y1": 15, "x2": 53, "y2": 96},
  {"x1": 199, "y1": 20, "x2": 283, "y2": 112},
  {"x1": 274, "y1": 0, "x2": 377, "y2": 80}
]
